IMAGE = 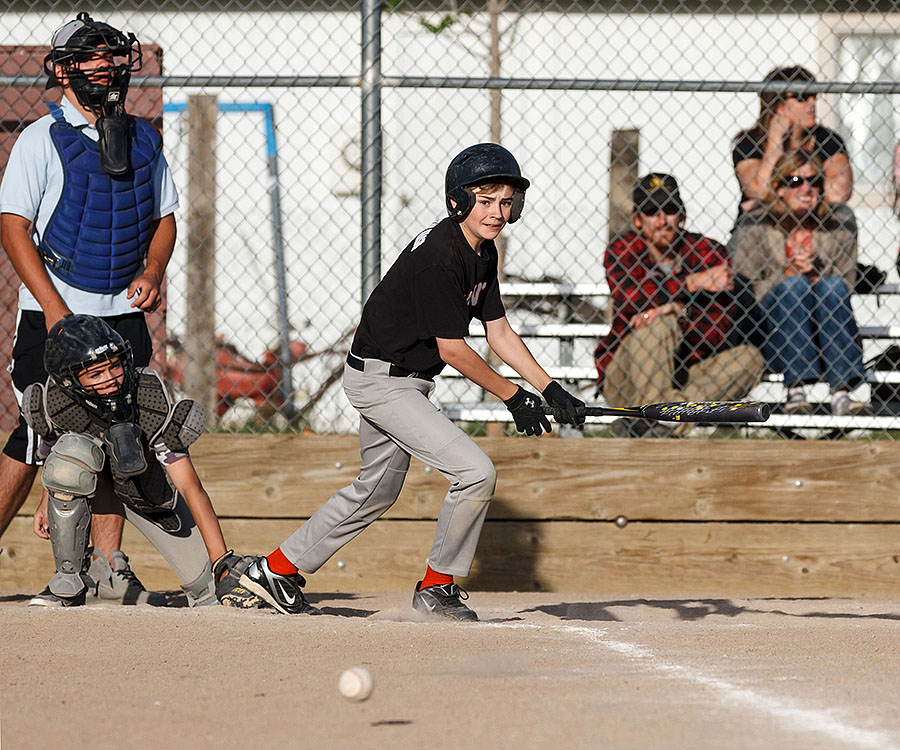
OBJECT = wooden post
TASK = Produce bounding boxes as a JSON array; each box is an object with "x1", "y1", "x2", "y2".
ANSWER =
[
  {"x1": 608, "y1": 129, "x2": 639, "y2": 242},
  {"x1": 185, "y1": 94, "x2": 218, "y2": 425},
  {"x1": 484, "y1": 0, "x2": 507, "y2": 438}
]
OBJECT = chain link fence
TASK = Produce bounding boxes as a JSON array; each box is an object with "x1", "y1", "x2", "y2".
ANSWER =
[{"x1": 2, "y1": 2, "x2": 900, "y2": 438}]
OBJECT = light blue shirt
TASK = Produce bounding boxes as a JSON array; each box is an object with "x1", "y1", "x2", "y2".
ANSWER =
[{"x1": 0, "y1": 96, "x2": 179, "y2": 315}]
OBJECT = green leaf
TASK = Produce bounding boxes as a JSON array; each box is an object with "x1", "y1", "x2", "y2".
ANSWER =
[{"x1": 419, "y1": 14, "x2": 456, "y2": 34}]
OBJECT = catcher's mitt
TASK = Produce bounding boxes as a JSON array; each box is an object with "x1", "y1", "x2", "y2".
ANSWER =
[{"x1": 213, "y1": 550, "x2": 268, "y2": 610}]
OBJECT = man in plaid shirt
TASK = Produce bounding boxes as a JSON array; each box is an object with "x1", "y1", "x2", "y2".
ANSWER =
[{"x1": 594, "y1": 173, "x2": 763, "y2": 436}]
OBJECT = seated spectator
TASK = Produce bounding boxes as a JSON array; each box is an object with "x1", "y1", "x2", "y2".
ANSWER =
[
  {"x1": 732, "y1": 151, "x2": 868, "y2": 416},
  {"x1": 730, "y1": 66, "x2": 854, "y2": 249},
  {"x1": 594, "y1": 173, "x2": 764, "y2": 437}
]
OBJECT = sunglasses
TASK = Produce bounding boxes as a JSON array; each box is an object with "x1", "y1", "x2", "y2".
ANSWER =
[
  {"x1": 781, "y1": 174, "x2": 824, "y2": 191},
  {"x1": 637, "y1": 203, "x2": 682, "y2": 216},
  {"x1": 783, "y1": 92, "x2": 816, "y2": 102}
]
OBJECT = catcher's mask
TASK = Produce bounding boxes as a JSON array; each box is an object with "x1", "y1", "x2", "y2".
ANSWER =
[
  {"x1": 44, "y1": 314, "x2": 138, "y2": 424},
  {"x1": 445, "y1": 143, "x2": 530, "y2": 224},
  {"x1": 44, "y1": 12, "x2": 142, "y2": 175}
]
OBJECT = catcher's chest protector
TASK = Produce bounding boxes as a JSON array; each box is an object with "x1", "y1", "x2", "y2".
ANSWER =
[{"x1": 23, "y1": 369, "x2": 206, "y2": 518}]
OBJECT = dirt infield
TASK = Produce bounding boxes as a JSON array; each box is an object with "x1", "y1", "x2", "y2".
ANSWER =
[{"x1": 1, "y1": 592, "x2": 898, "y2": 750}]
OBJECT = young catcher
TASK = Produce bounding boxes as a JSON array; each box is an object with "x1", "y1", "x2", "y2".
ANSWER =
[
  {"x1": 241, "y1": 143, "x2": 584, "y2": 620},
  {"x1": 25, "y1": 314, "x2": 261, "y2": 609}
]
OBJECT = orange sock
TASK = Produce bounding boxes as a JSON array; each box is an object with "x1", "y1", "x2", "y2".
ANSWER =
[
  {"x1": 420, "y1": 565, "x2": 453, "y2": 589},
  {"x1": 266, "y1": 547, "x2": 298, "y2": 575}
]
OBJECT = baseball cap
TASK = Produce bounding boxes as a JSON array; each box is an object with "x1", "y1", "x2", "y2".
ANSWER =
[
  {"x1": 45, "y1": 17, "x2": 90, "y2": 88},
  {"x1": 633, "y1": 173, "x2": 685, "y2": 215},
  {"x1": 50, "y1": 17, "x2": 91, "y2": 51},
  {"x1": 45, "y1": 13, "x2": 133, "y2": 89}
]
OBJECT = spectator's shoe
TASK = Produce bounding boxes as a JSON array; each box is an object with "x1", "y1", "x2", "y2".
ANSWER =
[
  {"x1": 28, "y1": 585, "x2": 87, "y2": 608},
  {"x1": 831, "y1": 391, "x2": 869, "y2": 417},
  {"x1": 87, "y1": 550, "x2": 152, "y2": 605},
  {"x1": 239, "y1": 556, "x2": 321, "y2": 615},
  {"x1": 412, "y1": 581, "x2": 478, "y2": 621},
  {"x1": 784, "y1": 387, "x2": 813, "y2": 415}
]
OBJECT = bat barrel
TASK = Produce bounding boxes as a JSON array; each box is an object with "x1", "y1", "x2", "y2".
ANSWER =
[{"x1": 543, "y1": 401, "x2": 771, "y2": 423}]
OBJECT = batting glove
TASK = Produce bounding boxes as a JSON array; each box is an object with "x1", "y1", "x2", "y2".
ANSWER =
[
  {"x1": 542, "y1": 381, "x2": 585, "y2": 426},
  {"x1": 504, "y1": 386, "x2": 551, "y2": 436}
]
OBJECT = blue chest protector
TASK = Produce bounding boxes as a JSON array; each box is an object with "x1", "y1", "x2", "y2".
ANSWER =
[{"x1": 39, "y1": 102, "x2": 162, "y2": 294}]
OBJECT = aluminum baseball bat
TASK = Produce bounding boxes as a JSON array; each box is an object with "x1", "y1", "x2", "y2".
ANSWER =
[{"x1": 543, "y1": 400, "x2": 771, "y2": 423}]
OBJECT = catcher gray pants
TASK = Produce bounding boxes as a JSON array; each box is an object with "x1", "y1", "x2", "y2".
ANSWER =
[
  {"x1": 92, "y1": 474, "x2": 212, "y2": 588},
  {"x1": 281, "y1": 360, "x2": 496, "y2": 577}
]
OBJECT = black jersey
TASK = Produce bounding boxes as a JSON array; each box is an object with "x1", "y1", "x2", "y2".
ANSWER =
[{"x1": 352, "y1": 217, "x2": 506, "y2": 373}]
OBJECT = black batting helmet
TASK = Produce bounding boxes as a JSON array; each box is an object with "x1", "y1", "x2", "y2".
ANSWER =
[
  {"x1": 445, "y1": 143, "x2": 530, "y2": 223},
  {"x1": 45, "y1": 314, "x2": 137, "y2": 423}
]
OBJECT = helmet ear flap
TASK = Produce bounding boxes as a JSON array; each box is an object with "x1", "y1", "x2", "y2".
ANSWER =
[
  {"x1": 447, "y1": 187, "x2": 476, "y2": 222},
  {"x1": 508, "y1": 191, "x2": 526, "y2": 223}
]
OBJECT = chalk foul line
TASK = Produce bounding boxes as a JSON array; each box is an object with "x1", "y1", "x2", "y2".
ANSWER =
[{"x1": 488, "y1": 621, "x2": 900, "y2": 750}]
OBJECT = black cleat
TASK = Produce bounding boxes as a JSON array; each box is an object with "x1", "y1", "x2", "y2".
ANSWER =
[
  {"x1": 412, "y1": 581, "x2": 478, "y2": 621},
  {"x1": 28, "y1": 586, "x2": 87, "y2": 608},
  {"x1": 239, "y1": 556, "x2": 321, "y2": 615}
]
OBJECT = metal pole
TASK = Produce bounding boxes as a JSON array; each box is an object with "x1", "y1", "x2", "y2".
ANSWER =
[
  {"x1": 361, "y1": 0, "x2": 382, "y2": 305},
  {"x1": 262, "y1": 104, "x2": 296, "y2": 421}
]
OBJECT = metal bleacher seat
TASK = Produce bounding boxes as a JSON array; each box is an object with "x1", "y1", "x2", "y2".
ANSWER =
[{"x1": 439, "y1": 280, "x2": 900, "y2": 437}]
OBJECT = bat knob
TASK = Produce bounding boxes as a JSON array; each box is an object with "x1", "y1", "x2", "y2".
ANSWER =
[{"x1": 757, "y1": 403, "x2": 771, "y2": 421}]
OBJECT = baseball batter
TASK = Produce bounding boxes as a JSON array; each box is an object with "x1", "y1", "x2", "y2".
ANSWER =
[{"x1": 241, "y1": 143, "x2": 584, "y2": 620}]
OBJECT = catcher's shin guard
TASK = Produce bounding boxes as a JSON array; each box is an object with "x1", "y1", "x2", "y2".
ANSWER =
[
  {"x1": 42, "y1": 434, "x2": 105, "y2": 598},
  {"x1": 47, "y1": 495, "x2": 92, "y2": 597}
]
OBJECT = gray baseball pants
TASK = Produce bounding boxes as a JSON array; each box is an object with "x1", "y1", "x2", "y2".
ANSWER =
[
  {"x1": 281, "y1": 360, "x2": 496, "y2": 577},
  {"x1": 92, "y1": 474, "x2": 212, "y2": 589}
]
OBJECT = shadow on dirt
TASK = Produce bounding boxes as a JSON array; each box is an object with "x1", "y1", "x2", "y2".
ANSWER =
[
  {"x1": 523, "y1": 598, "x2": 900, "y2": 622},
  {"x1": 0, "y1": 594, "x2": 31, "y2": 603},
  {"x1": 308, "y1": 592, "x2": 378, "y2": 617},
  {"x1": 316, "y1": 606, "x2": 379, "y2": 617}
]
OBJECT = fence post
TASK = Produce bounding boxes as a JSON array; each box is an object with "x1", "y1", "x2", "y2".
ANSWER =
[
  {"x1": 608, "y1": 128, "x2": 639, "y2": 242},
  {"x1": 361, "y1": 0, "x2": 383, "y2": 306},
  {"x1": 185, "y1": 93, "x2": 218, "y2": 425},
  {"x1": 264, "y1": 104, "x2": 296, "y2": 423}
]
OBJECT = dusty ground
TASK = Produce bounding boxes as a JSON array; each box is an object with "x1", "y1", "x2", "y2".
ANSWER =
[{"x1": 1, "y1": 591, "x2": 899, "y2": 750}]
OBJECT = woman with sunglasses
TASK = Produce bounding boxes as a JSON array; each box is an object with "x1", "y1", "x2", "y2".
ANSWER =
[
  {"x1": 732, "y1": 66, "x2": 853, "y2": 219},
  {"x1": 733, "y1": 151, "x2": 867, "y2": 416}
]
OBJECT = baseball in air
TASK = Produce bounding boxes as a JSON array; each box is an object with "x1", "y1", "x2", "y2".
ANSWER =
[{"x1": 339, "y1": 666, "x2": 374, "y2": 702}]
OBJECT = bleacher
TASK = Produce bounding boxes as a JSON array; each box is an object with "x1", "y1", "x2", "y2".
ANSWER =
[{"x1": 438, "y1": 280, "x2": 900, "y2": 438}]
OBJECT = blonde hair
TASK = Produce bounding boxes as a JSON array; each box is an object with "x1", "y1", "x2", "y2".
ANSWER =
[{"x1": 760, "y1": 151, "x2": 829, "y2": 224}]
